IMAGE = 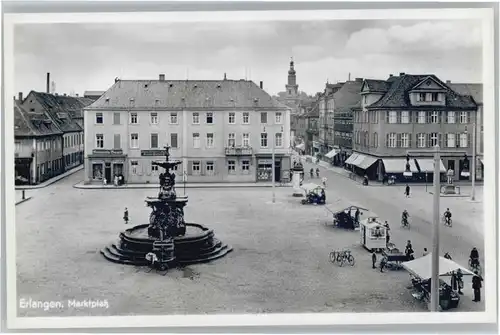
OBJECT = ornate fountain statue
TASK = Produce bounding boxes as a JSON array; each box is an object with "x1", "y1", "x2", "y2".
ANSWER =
[
  {"x1": 146, "y1": 146, "x2": 186, "y2": 239},
  {"x1": 101, "y1": 145, "x2": 232, "y2": 274}
]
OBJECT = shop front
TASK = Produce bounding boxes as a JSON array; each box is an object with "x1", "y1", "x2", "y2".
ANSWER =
[
  {"x1": 256, "y1": 155, "x2": 291, "y2": 182},
  {"x1": 15, "y1": 157, "x2": 33, "y2": 185},
  {"x1": 86, "y1": 149, "x2": 127, "y2": 184}
]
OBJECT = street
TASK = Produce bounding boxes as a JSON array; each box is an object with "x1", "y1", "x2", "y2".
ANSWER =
[{"x1": 14, "y1": 168, "x2": 485, "y2": 316}]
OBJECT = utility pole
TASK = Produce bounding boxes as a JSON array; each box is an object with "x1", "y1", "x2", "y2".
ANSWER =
[
  {"x1": 272, "y1": 132, "x2": 276, "y2": 203},
  {"x1": 430, "y1": 144, "x2": 441, "y2": 312},
  {"x1": 471, "y1": 122, "x2": 476, "y2": 201}
]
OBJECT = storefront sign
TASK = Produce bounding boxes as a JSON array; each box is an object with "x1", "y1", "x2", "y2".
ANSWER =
[
  {"x1": 258, "y1": 159, "x2": 273, "y2": 165},
  {"x1": 141, "y1": 150, "x2": 167, "y2": 157},
  {"x1": 92, "y1": 149, "x2": 123, "y2": 155}
]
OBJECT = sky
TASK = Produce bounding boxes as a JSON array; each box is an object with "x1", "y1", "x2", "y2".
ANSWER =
[{"x1": 14, "y1": 19, "x2": 483, "y2": 97}]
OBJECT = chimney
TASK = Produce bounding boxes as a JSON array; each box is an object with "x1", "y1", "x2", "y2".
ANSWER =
[
  {"x1": 18, "y1": 92, "x2": 23, "y2": 101},
  {"x1": 46, "y1": 72, "x2": 50, "y2": 93},
  {"x1": 224, "y1": 73, "x2": 227, "y2": 80},
  {"x1": 355, "y1": 78, "x2": 363, "y2": 82},
  {"x1": 259, "y1": 81, "x2": 263, "y2": 89},
  {"x1": 399, "y1": 72, "x2": 405, "y2": 76},
  {"x1": 389, "y1": 74, "x2": 393, "y2": 77},
  {"x1": 446, "y1": 80, "x2": 451, "y2": 84},
  {"x1": 76, "y1": 93, "x2": 79, "y2": 97},
  {"x1": 63, "y1": 93, "x2": 67, "y2": 96},
  {"x1": 159, "y1": 74, "x2": 165, "y2": 81}
]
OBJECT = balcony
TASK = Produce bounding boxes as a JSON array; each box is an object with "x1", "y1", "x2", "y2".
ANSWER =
[{"x1": 225, "y1": 146, "x2": 253, "y2": 156}]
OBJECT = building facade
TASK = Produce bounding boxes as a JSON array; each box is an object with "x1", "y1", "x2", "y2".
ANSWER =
[
  {"x1": 14, "y1": 99, "x2": 64, "y2": 184},
  {"x1": 448, "y1": 82, "x2": 483, "y2": 180},
  {"x1": 84, "y1": 76, "x2": 291, "y2": 184},
  {"x1": 350, "y1": 73, "x2": 478, "y2": 182},
  {"x1": 20, "y1": 91, "x2": 92, "y2": 172}
]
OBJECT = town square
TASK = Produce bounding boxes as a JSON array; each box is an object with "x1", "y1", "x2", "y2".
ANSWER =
[{"x1": 11, "y1": 16, "x2": 489, "y2": 320}]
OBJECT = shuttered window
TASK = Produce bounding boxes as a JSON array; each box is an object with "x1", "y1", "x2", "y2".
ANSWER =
[{"x1": 113, "y1": 134, "x2": 120, "y2": 149}]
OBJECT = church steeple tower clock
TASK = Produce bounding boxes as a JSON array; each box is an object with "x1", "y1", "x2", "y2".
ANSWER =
[{"x1": 285, "y1": 57, "x2": 299, "y2": 106}]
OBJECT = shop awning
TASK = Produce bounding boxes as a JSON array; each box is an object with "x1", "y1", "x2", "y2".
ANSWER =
[
  {"x1": 355, "y1": 154, "x2": 378, "y2": 170},
  {"x1": 382, "y1": 158, "x2": 418, "y2": 173},
  {"x1": 402, "y1": 253, "x2": 474, "y2": 280},
  {"x1": 344, "y1": 153, "x2": 359, "y2": 165},
  {"x1": 325, "y1": 149, "x2": 339, "y2": 159},
  {"x1": 295, "y1": 143, "x2": 305, "y2": 150},
  {"x1": 415, "y1": 158, "x2": 446, "y2": 173}
]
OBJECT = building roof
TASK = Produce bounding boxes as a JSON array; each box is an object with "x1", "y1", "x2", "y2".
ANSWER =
[
  {"x1": 363, "y1": 79, "x2": 392, "y2": 93},
  {"x1": 366, "y1": 74, "x2": 477, "y2": 110},
  {"x1": 448, "y1": 83, "x2": 483, "y2": 105},
  {"x1": 14, "y1": 100, "x2": 62, "y2": 137},
  {"x1": 87, "y1": 79, "x2": 289, "y2": 110},
  {"x1": 84, "y1": 90, "x2": 106, "y2": 97},
  {"x1": 333, "y1": 80, "x2": 363, "y2": 114},
  {"x1": 28, "y1": 91, "x2": 92, "y2": 132}
]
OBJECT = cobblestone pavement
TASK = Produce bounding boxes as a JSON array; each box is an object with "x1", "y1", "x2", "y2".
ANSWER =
[{"x1": 15, "y1": 170, "x2": 484, "y2": 317}]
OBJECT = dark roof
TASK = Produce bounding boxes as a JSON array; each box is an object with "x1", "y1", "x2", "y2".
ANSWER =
[
  {"x1": 333, "y1": 80, "x2": 363, "y2": 114},
  {"x1": 448, "y1": 83, "x2": 483, "y2": 104},
  {"x1": 14, "y1": 101, "x2": 62, "y2": 137},
  {"x1": 29, "y1": 92, "x2": 93, "y2": 132},
  {"x1": 363, "y1": 79, "x2": 392, "y2": 93},
  {"x1": 87, "y1": 79, "x2": 288, "y2": 110},
  {"x1": 366, "y1": 74, "x2": 477, "y2": 110}
]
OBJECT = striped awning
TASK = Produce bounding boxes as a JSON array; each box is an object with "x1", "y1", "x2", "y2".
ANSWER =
[
  {"x1": 356, "y1": 154, "x2": 378, "y2": 170},
  {"x1": 325, "y1": 149, "x2": 339, "y2": 159}
]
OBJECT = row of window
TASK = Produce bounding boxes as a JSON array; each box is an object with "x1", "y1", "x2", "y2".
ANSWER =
[
  {"x1": 353, "y1": 110, "x2": 471, "y2": 124},
  {"x1": 64, "y1": 133, "x2": 84, "y2": 148},
  {"x1": 354, "y1": 131, "x2": 471, "y2": 148},
  {"x1": 95, "y1": 111, "x2": 283, "y2": 126},
  {"x1": 362, "y1": 92, "x2": 442, "y2": 106},
  {"x1": 334, "y1": 131, "x2": 353, "y2": 138},
  {"x1": 127, "y1": 159, "x2": 252, "y2": 176},
  {"x1": 95, "y1": 132, "x2": 284, "y2": 150}
]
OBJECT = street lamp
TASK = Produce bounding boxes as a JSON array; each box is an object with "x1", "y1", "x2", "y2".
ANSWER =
[{"x1": 471, "y1": 123, "x2": 476, "y2": 201}]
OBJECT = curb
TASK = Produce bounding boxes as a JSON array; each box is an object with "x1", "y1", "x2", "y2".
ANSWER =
[
  {"x1": 15, "y1": 197, "x2": 33, "y2": 206},
  {"x1": 73, "y1": 183, "x2": 292, "y2": 190},
  {"x1": 15, "y1": 165, "x2": 83, "y2": 190}
]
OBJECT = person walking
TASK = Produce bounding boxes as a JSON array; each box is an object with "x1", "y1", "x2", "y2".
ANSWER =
[
  {"x1": 456, "y1": 268, "x2": 464, "y2": 295},
  {"x1": 472, "y1": 271, "x2": 483, "y2": 302},
  {"x1": 371, "y1": 251, "x2": 377, "y2": 269},
  {"x1": 405, "y1": 184, "x2": 410, "y2": 198},
  {"x1": 384, "y1": 221, "x2": 390, "y2": 245},
  {"x1": 123, "y1": 207, "x2": 129, "y2": 224},
  {"x1": 380, "y1": 256, "x2": 386, "y2": 273}
]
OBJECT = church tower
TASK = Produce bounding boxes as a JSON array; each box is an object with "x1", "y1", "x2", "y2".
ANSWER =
[{"x1": 285, "y1": 58, "x2": 299, "y2": 106}]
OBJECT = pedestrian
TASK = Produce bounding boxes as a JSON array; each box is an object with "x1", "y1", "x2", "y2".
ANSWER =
[
  {"x1": 372, "y1": 251, "x2": 377, "y2": 269},
  {"x1": 456, "y1": 268, "x2": 464, "y2": 295},
  {"x1": 451, "y1": 271, "x2": 458, "y2": 291},
  {"x1": 114, "y1": 174, "x2": 119, "y2": 187},
  {"x1": 322, "y1": 176, "x2": 327, "y2": 187},
  {"x1": 405, "y1": 184, "x2": 410, "y2": 198},
  {"x1": 472, "y1": 271, "x2": 483, "y2": 302},
  {"x1": 423, "y1": 248, "x2": 429, "y2": 256},
  {"x1": 103, "y1": 177, "x2": 107, "y2": 186},
  {"x1": 384, "y1": 221, "x2": 390, "y2": 245},
  {"x1": 118, "y1": 174, "x2": 123, "y2": 185},
  {"x1": 382, "y1": 174, "x2": 388, "y2": 185},
  {"x1": 380, "y1": 256, "x2": 386, "y2": 272},
  {"x1": 123, "y1": 207, "x2": 129, "y2": 224}
]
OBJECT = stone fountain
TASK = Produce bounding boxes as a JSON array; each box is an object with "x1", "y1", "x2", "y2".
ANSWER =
[{"x1": 101, "y1": 146, "x2": 232, "y2": 271}]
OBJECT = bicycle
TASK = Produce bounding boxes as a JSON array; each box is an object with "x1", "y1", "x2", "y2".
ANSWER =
[
  {"x1": 468, "y1": 258, "x2": 481, "y2": 273},
  {"x1": 329, "y1": 249, "x2": 355, "y2": 267},
  {"x1": 401, "y1": 217, "x2": 410, "y2": 229},
  {"x1": 442, "y1": 216, "x2": 453, "y2": 227}
]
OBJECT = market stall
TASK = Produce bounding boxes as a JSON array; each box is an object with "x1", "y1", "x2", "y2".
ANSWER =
[{"x1": 359, "y1": 217, "x2": 386, "y2": 252}]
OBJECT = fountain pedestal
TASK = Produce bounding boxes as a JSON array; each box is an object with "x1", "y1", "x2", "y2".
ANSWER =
[{"x1": 101, "y1": 145, "x2": 232, "y2": 271}]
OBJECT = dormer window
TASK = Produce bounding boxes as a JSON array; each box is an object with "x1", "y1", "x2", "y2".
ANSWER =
[
  {"x1": 418, "y1": 93, "x2": 426, "y2": 102},
  {"x1": 431, "y1": 93, "x2": 439, "y2": 101}
]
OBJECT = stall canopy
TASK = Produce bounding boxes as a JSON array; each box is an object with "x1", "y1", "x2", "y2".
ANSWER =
[
  {"x1": 402, "y1": 253, "x2": 475, "y2": 280},
  {"x1": 325, "y1": 149, "x2": 339, "y2": 159},
  {"x1": 382, "y1": 158, "x2": 418, "y2": 173},
  {"x1": 415, "y1": 159, "x2": 446, "y2": 173},
  {"x1": 295, "y1": 143, "x2": 305, "y2": 150},
  {"x1": 345, "y1": 153, "x2": 359, "y2": 165},
  {"x1": 355, "y1": 154, "x2": 378, "y2": 170}
]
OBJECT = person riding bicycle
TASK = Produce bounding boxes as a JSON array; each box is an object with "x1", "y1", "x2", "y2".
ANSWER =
[
  {"x1": 401, "y1": 209, "x2": 409, "y2": 226},
  {"x1": 444, "y1": 252, "x2": 452, "y2": 260},
  {"x1": 310, "y1": 168, "x2": 314, "y2": 178},
  {"x1": 444, "y1": 208, "x2": 452, "y2": 225},
  {"x1": 470, "y1": 247, "x2": 480, "y2": 267}
]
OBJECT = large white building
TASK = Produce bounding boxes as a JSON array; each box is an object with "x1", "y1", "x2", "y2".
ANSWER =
[{"x1": 83, "y1": 75, "x2": 292, "y2": 184}]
